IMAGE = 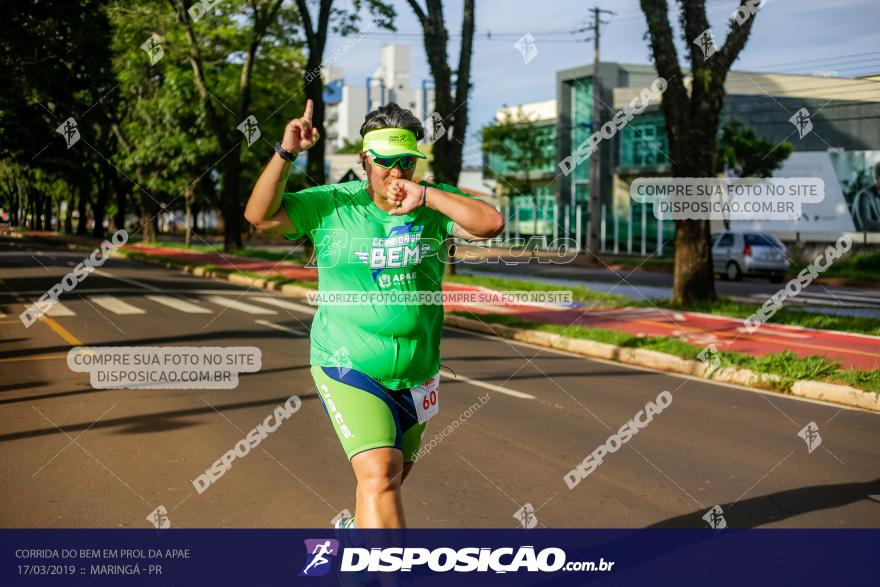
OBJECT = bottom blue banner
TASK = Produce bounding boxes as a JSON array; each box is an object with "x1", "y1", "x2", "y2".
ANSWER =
[{"x1": 2, "y1": 529, "x2": 875, "y2": 586}]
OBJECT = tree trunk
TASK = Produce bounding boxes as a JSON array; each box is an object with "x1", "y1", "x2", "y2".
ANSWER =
[
  {"x1": 640, "y1": 0, "x2": 759, "y2": 304},
  {"x1": 43, "y1": 196, "x2": 52, "y2": 232},
  {"x1": 92, "y1": 174, "x2": 108, "y2": 239},
  {"x1": 184, "y1": 188, "x2": 193, "y2": 249},
  {"x1": 294, "y1": 0, "x2": 330, "y2": 186},
  {"x1": 191, "y1": 202, "x2": 201, "y2": 233},
  {"x1": 30, "y1": 193, "x2": 39, "y2": 230},
  {"x1": 33, "y1": 190, "x2": 43, "y2": 230},
  {"x1": 304, "y1": 60, "x2": 327, "y2": 185},
  {"x1": 108, "y1": 163, "x2": 127, "y2": 233},
  {"x1": 139, "y1": 196, "x2": 158, "y2": 243},
  {"x1": 221, "y1": 152, "x2": 243, "y2": 251},
  {"x1": 667, "y1": 104, "x2": 721, "y2": 304},
  {"x1": 8, "y1": 192, "x2": 18, "y2": 227},
  {"x1": 672, "y1": 219, "x2": 716, "y2": 304},
  {"x1": 76, "y1": 192, "x2": 88, "y2": 235},
  {"x1": 63, "y1": 200, "x2": 73, "y2": 233},
  {"x1": 410, "y1": 0, "x2": 474, "y2": 186}
]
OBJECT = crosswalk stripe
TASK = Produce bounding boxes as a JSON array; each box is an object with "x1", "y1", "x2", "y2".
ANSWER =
[
  {"x1": 247, "y1": 295, "x2": 316, "y2": 315},
  {"x1": 45, "y1": 302, "x2": 75, "y2": 316},
  {"x1": 90, "y1": 295, "x2": 146, "y2": 315},
  {"x1": 146, "y1": 295, "x2": 212, "y2": 314},
  {"x1": 202, "y1": 295, "x2": 277, "y2": 315}
]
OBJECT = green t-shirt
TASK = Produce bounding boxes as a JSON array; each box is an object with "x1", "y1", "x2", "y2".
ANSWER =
[{"x1": 282, "y1": 179, "x2": 471, "y2": 390}]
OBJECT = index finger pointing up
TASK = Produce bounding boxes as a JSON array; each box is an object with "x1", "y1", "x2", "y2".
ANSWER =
[{"x1": 302, "y1": 99, "x2": 313, "y2": 123}]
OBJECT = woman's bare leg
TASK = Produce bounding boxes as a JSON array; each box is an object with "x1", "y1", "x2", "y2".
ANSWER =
[
  {"x1": 401, "y1": 461, "x2": 415, "y2": 485},
  {"x1": 351, "y1": 447, "x2": 405, "y2": 528}
]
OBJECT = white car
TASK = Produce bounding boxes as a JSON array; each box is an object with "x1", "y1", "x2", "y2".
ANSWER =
[{"x1": 712, "y1": 231, "x2": 789, "y2": 283}]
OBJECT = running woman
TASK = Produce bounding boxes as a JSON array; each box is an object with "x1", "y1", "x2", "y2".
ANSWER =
[{"x1": 245, "y1": 100, "x2": 503, "y2": 529}]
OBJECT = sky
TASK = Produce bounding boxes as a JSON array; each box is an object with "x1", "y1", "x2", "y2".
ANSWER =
[{"x1": 321, "y1": 0, "x2": 880, "y2": 165}]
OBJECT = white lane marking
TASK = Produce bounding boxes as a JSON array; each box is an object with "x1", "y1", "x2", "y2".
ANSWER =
[
  {"x1": 672, "y1": 312, "x2": 686, "y2": 321},
  {"x1": 784, "y1": 296, "x2": 874, "y2": 308},
  {"x1": 93, "y1": 269, "x2": 161, "y2": 292},
  {"x1": 146, "y1": 295, "x2": 212, "y2": 314},
  {"x1": 746, "y1": 292, "x2": 876, "y2": 307},
  {"x1": 761, "y1": 290, "x2": 880, "y2": 304},
  {"x1": 735, "y1": 326, "x2": 811, "y2": 339},
  {"x1": 90, "y1": 295, "x2": 146, "y2": 315},
  {"x1": 45, "y1": 302, "x2": 75, "y2": 316},
  {"x1": 255, "y1": 319, "x2": 306, "y2": 336},
  {"x1": 248, "y1": 295, "x2": 317, "y2": 315},
  {"x1": 440, "y1": 372, "x2": 535, "y2": 400},
  {"x1": 202, "y1": 295, "x2": 277, "y2": 315}
]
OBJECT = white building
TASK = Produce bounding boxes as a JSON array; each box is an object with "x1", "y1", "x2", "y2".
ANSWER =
[
  {"x1": 495, "y1": 98, "x2": 557, "y2": 124},
  {"x1": 326, "y1": 44, "x2": 435, "y2": 151}
]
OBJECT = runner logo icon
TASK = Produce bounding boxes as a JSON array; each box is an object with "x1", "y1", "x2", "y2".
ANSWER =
[{"x1": 300, "y1": 538, "x2": 340, "y2": 577}]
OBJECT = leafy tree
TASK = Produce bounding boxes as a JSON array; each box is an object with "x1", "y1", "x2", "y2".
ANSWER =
[
  {"x1": 407, "y1": 0, "x2": 475, "y2": 185},
  {"x1": 482, "y1": 106, "x2": 553, "y2": 236},
  {"x1": 715, "y1": 118, "x2": 792, "y2": 229},
  {"x1": 294, "y1": 0, "x2": 395, "y2": 186},
  {"x1": 715, "y1": 118, "x2": 792, "y2": 178},
  {"x1": 0, "y1": 0, "x2": 116, "y2": 235},
  {"x1": 640, "y1": 0, "x2": 761, "y2": 304},
  {"x1": 166, "y1": 0, "x2": 307, "y2": 250}
]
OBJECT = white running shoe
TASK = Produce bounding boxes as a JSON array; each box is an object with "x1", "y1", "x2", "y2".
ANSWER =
[
  {"x1": 334, "y1": 516, "x2": 373, "y2": 586},
  {"x1": 334, "y1": 516, "x2": 356, "y2": 530}
]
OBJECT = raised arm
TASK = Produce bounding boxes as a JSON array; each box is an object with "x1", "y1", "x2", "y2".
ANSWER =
[{"x1": 244, "y1": 99, "x2": 320, "y2": 235}]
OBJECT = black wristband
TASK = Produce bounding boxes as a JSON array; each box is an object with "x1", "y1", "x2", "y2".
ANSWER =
[{"x1": 274, "y1": 142, "x2": 298, "y2": 162}]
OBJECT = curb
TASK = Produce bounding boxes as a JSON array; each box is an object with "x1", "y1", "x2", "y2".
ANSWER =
[
  {"x1": 442, "y1": 314, "x2": 879, "y2": 413},
  {"x1": 790, "y1": 380, "x2": 880, "y2": 412},
  {"x1": 28, "y1": 236, "x2": 880, "y2": 414},
  {"x1": 113, "y1": 249, "x2": 318, "y2": 299}
]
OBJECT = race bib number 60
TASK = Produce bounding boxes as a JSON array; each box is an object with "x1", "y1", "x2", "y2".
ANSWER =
[{"x1": 412, "y1": 374, "x2": 440, "y2": 423}]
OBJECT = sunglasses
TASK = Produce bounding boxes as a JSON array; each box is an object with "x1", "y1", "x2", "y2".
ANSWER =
[{"x1": 367, "y1": 152, "x2": 418, "y2": 170}]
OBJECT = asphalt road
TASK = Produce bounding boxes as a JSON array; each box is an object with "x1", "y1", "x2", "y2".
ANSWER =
[{"x1": 1, "y1": 236, "x2": 878, "y2": 529}]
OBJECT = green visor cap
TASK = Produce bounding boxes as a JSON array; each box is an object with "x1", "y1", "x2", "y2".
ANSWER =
[{"x1": 362, "y1": 128, "x2": 427, "y2": 159}]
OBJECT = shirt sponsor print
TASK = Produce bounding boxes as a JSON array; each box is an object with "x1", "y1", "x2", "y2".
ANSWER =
[{"x1": 353, "y1": 222, "x2": 434, "y2": 285}]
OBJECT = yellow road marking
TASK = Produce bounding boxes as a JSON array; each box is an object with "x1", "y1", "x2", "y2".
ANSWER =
[
  {"x1": 39, "y1": 316, "x2": 83, "y2": 346},
  {"x1": 0, "y1": 353, "x2": 67, "y2": 362}
]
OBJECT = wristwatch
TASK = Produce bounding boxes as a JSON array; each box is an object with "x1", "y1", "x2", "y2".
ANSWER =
[{"x1": 274, "y1": 142, "x2": 298, "y2": 162}]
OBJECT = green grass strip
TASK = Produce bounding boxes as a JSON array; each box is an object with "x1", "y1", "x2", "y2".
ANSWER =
[{"x1": 453, "y1": 312, "x2": 879, "y2": 393}]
